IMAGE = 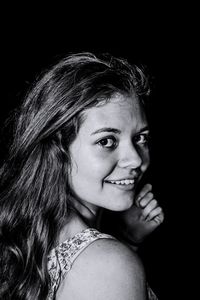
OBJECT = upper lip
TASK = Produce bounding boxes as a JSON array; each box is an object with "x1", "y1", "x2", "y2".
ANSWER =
[{"x1": 105, "y1": 177, "x2": 138, "y2": 181}]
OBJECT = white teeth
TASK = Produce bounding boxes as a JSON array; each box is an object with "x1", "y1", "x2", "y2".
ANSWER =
[{"x1": 109, "y1": 179, "x2": 134, "y2": 185}]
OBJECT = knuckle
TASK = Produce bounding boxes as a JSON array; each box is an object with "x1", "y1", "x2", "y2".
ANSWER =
[
  {"x1": 142, "y1": 207, "x2": 149, "y2": 216},
  {"x1": 148, "y1": 211, "x2": 154, "y2": 218}
]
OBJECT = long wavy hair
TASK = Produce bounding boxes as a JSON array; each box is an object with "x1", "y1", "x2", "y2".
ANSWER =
[{"x1": 0, "y1": 52, "x2": 150, "y2": 299}]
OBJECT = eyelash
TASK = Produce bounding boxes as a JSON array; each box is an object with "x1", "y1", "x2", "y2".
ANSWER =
[
  {"x1": 134, "y1": 133, "x2": 150, "y2": 146},
  {"x1": 97, "y1": 136, "x2": 117, "y2": 149},
  {"x1": 96, "y1": 133, "x2": 150, "y2": 150}
]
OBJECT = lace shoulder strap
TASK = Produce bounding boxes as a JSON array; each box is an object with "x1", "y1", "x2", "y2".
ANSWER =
[{"x1": 47, "y1": 228, "x2": 115, "y2": 299}]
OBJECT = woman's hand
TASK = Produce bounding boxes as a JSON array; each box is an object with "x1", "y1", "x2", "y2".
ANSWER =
[{"x1": 118, "y1": 184, "x2": 164, "y2": 245}]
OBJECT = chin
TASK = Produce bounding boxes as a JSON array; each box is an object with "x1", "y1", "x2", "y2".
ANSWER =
[{"x1": 107, "y1": 198, "x2": 134, "y2": 212}]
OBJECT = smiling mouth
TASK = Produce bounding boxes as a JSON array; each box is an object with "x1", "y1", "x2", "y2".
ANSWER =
[
  {"x1": 106, "y1": 179, "x2": 135, "y2": 185},
  {"x1": 105, "y1": 179, "x2": 136, "y2": 191}
]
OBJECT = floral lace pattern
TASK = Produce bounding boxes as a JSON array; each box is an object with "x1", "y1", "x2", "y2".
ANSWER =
[
  {"x1": 47, "y1": 228, "x2": 158, "y2": 300},
  {"x1": 47, "y1": 228, "x2": 114, "y2": 299}
]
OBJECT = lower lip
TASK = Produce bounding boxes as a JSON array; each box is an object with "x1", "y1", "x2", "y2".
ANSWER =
[{"x1": 105, "y1": 182, "x2": 135, "y2": 191}]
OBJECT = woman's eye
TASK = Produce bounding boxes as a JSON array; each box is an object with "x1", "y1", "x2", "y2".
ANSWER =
[
  {"x1": 97, "y1": 137, "x2": 117, "y2": 149},
  {"x1": 134, "y1": 134, "x2": 149, "y2": 145}
]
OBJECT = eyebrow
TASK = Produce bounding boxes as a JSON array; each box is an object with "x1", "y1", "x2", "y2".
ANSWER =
[
  {"x1": 91, "y1": 126, "x2": 149, "y2": 135},
  {"x1": 91, "y1": 127, "x2": 121, "y2": 135}
]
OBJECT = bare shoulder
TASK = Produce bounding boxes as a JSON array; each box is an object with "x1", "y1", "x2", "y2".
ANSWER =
[{"x1": 57, "y1": 238, "x2": 147, "y2": 300}]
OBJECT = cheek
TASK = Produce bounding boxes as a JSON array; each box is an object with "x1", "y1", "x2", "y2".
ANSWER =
[{"x1": 71, "y1": 151, "x2": 115, "y2": 184}]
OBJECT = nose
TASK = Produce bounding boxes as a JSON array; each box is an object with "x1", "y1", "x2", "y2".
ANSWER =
[{"x1": 118, "y1": 143, "x2": 142, "y2": 169}]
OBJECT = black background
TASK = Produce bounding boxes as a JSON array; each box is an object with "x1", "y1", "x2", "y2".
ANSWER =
[{"x1": 0, "y1": 4, "x2": 197, "y2": 299}]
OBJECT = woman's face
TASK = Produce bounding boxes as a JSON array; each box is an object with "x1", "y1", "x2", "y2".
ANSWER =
[{"x1": 68, "y1": 93, "x2": 150, "y2": 214}]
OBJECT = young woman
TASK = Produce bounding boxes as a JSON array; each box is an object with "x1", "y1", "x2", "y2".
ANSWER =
[{"x1": 0, "y1": 52, "x2": 164, "y2": 299}]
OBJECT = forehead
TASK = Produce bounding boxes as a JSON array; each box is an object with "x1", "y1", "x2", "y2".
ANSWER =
[{"x1": 81, "y1": 93, "x2": 147, "y2": 132}]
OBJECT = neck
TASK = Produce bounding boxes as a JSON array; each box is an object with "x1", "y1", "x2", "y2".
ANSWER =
[
  {"x1": 73, "y1": 202, "x2": 100, "y2": 228},
  {"x1": 58, "y1": 211, "x2": 91, "y2": 244},
  {"x1": 57, "y1": 196, "x2": 104, "y2": 245},
  {"x1": 69, "y1": 194, "x2": 101, "y2": 227}
]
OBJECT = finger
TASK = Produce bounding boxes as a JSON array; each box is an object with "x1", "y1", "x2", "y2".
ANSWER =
[
  {"x1": 141, "y1": 199, "x2": 158, "y2": 218},
  {"x1": 139, "y1": 192, "x2": 154, "y2": 208},
  {"x1": 145, "y1": 206, "x2": 162, "y2": 221},
  {"x1": 135, "y1": 183, "x2": 152, "y2": 206},
  {"x1": 154, "y1": 210, "x2": 164, "y2": 224},
  {"x1": 136, "y1": 184, "x2": 152, "y2": 202}
]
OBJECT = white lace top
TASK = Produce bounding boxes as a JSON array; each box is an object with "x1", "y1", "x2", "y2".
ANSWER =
[{"x1": 47, "y1": 228, "x2": 158, "y2": 299}]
